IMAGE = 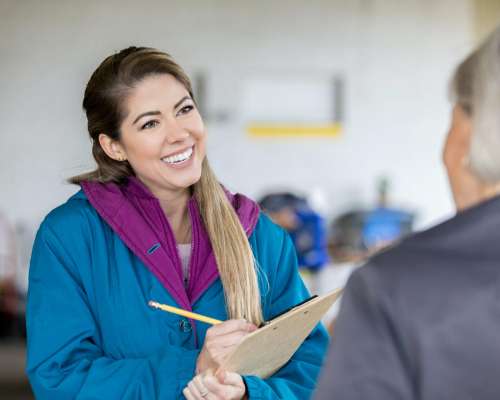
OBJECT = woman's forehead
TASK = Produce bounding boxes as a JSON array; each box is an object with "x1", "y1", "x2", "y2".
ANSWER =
[
  {"x1": 129, "y1": 74, "x2": 188, "y2": 104},
  {"x1": 122, "y1": 74, "x2": 190, "y2": 120}
]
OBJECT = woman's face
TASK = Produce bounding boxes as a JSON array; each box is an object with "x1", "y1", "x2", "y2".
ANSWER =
[
  {"x1": 442, "y1": 104, "x2": 481, "y2": 211},
  {"x1": 105, "y1": 74, "x2": 206, "y2": 199}
]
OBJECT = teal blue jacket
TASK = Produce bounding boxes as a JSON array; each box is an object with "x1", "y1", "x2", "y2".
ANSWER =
[{"x1": 26, "y1": 190, "x2": 328, "y2": 399}]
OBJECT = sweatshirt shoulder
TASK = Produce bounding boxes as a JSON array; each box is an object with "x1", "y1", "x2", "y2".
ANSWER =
[
  {"x1": 249, "y1": 212, "x2": 296, "y2": 270},
  {"x1": 351, "y1": 208, "x2": 485, "y2": 297},
  {"x1": 252, "y1": 212, "x2": 289, "y2": 245},
  {"x1": 40, "y1": 189, "x2": 98, "y2": 235}
]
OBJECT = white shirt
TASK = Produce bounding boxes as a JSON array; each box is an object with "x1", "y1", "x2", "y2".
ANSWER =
[{"x1": 177, "y1": 243, "x2": 192, "y2": 288}]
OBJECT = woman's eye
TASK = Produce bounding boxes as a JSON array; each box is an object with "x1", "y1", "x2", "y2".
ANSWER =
[
  {"x1": 177, "y1": 105, "x2": 194, "y2": 116},
  {"x1": 141, "y1": 120, "x2": 159, "y2": 130}
]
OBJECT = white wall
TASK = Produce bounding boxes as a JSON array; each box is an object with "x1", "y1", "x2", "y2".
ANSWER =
[{"x1": 0, "y1": 0, "x2": 473, "y2": 241}]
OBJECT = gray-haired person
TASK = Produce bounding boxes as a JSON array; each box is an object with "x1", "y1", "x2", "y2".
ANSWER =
[{"x1": 315, "y1": 26, "x2": 500, "y2": 400}]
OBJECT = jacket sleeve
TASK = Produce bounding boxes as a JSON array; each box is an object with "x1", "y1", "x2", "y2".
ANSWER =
[
  {"x1": 314, "y1": 263, "x2": 413, "y2": 400},
  {"x1": 26, "y1": 220, "x2": 199, "y2": 400},
  {"x1": 244, "y1": 229, "x2": 329, "y2": 399}
]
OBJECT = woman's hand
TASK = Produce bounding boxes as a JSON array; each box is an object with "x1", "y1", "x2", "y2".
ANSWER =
[
  {"x1": 196, "y1": 319, "x2": 257, "y2": 373},
  {"x1": 183, "y1": 370, "x2": 247, "y2": 400}
]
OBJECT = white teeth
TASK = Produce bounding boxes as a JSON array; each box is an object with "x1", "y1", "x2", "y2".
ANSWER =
[{"x1": 161, "y1": 147, "x2": 193, "y2": 164}]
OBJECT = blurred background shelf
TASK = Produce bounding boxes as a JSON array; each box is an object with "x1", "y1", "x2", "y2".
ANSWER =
[{"x1": 0, "y1": 341, "x2": 33, "y2": 400}]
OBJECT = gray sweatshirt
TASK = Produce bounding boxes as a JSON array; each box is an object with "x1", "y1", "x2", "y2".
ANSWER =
[{"x1": 315, "y1": 195, "x2": 500, "y2": 400}]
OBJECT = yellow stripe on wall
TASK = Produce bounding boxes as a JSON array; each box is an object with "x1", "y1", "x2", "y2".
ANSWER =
[{"x1": 247, "y1": 123, "x2": 342, "y2": 137}]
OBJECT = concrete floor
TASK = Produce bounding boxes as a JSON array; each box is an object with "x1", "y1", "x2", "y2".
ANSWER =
[{"x1": 0, "y1": 341, "x2": 33, "y2": 399}]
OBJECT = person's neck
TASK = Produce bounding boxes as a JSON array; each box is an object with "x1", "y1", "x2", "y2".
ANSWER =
[
  {"x1": 154, "y1": 188, "x2": 192, "y2": 244},
  {"x1": 477, "y1": 183, "x2": 500, "y2": 207},
  {"x1": 457, "y1": 182, "x2": 500, "y2": 212}
]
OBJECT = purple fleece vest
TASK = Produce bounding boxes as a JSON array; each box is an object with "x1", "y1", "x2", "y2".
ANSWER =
[{"x1": 81, "y1": 177, "x2": 260, "y2": 312}]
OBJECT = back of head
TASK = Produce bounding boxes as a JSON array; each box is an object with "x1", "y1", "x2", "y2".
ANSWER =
[{"x1": 451, "y1": 26, "x2": 500, "y2": 183}]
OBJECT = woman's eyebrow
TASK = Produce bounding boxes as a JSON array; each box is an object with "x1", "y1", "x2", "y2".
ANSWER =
[
  {"x1": 132, "y1": 110, "x2": 161, "y2": 125},
  {"x1": 174, "y1": 95, "x2": 191, "y2": 109},
  {"x1": 132, "y1": 96, "x2": 192, "y2": 125}
]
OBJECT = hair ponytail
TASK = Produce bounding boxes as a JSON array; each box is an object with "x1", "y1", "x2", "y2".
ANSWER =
[{"x1": 194, "y1": 159, "x2": 263, "y2": 325}]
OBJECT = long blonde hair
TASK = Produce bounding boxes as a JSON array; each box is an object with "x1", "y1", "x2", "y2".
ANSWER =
[{"x1": 70, "y1": 47, "x2": 263, "y2": 325}]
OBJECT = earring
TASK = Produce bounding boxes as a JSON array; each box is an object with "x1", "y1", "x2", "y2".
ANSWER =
[{"x1": 118, "y1": 156, "x2": 126, "y2": 162}]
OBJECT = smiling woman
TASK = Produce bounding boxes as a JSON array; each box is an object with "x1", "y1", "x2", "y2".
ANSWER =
[
  {"x1": 99, "y1": 74, "x2": 207, "y2": 200},
  {"x1": 25, "y1": 47, "x2": 328, "y2": 400}
]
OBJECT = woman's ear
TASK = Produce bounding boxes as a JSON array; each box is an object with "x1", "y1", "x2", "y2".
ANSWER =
[
  {"x1": 443, "y1": 105, "x2": 486, "y2": 210},
  {"x1": 98, "y1": 133, "x2": 127, "y2": 162},
  {"x1": 443, "y1": 105, "x2": 472, "y2": 171}
]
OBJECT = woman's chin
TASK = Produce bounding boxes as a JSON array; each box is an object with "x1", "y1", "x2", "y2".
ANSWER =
[{"x1": 169, "y1": 171, "x2": 202, "y2": 190}]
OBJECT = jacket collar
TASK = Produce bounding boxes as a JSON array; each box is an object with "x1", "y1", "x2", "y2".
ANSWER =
[{"x1": 80, "y1": 176, "x2": 260, "y2": 310}]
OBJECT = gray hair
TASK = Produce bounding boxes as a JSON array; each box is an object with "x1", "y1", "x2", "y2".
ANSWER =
[{"x1": 451, "y1": 26, "x2": 500, "y2": 183}]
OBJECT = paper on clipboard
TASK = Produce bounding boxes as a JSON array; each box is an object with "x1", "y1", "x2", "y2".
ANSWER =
[{"x1": 218, "y1": 288, "x2": 342, "y2": 378}]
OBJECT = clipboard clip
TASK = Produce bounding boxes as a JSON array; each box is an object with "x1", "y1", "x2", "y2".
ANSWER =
[{"x1": 260, "y1": 295, "x2": 318, "y2": 328}]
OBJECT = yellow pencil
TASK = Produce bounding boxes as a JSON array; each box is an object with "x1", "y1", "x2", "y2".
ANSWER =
[{"x1": 148, "y1": 300, "x2": 223, "y2": 325}]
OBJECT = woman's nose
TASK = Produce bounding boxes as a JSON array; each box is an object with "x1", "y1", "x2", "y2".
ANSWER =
[{"x1": 165, "y1": 121, "x2": 190, "y2": 144}]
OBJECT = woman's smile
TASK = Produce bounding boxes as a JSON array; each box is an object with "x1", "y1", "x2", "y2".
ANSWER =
[{"x1": 161, "y1": 145, "x2": 195, "y2": 169}]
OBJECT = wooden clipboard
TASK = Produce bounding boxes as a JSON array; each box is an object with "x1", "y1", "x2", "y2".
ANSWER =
[{"x1": 218, "y1": 288, "x2": 342, "y2": 378}]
